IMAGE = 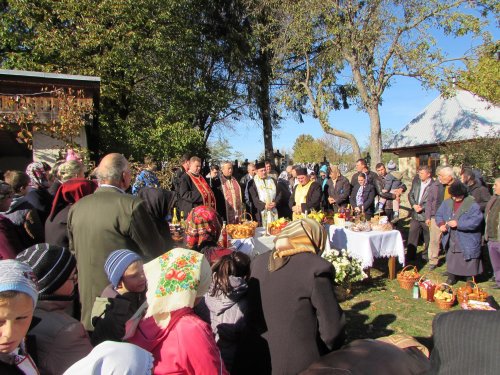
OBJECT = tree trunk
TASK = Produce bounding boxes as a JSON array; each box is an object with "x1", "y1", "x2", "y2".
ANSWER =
[
  {"x1": 367, "y1": 107, "x2": 382, "y2": 167},
  {"x1": 320, "y1": 120, "x2": 362, "y2": 161},
  {"x1": 257, "y1": 49, "x2": 274, "y2": 162}
]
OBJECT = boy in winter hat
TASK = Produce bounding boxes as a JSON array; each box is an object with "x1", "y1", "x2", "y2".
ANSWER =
[
  {"x1": 91, "y1": 249, "x2": 147, "y2": 346},
  {"x1": 0, "y1": 259, "x2": 39, "y2": 374},
  {"x1": 17, "y1": 243, "x2": 92, "y2": 375}
]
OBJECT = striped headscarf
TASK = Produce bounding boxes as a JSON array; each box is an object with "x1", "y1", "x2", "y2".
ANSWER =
[{"x1": 269, "y1": 218, "x2": 327, "y2": 272}]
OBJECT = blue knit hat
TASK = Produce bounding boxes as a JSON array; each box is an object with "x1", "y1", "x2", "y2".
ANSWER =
[
  {"x1": 104, "y1": 250, "x2": 142, "y2": 288},
  {"x1": 0, "y1": 259, "x2": 39, "y2": 307}
]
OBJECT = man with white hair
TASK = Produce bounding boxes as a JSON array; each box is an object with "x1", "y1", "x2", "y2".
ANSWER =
[
  {"x1": 217, "y1": 161, "x2": 243, "y2": 224},
  {"x1": 68, "y1": 153, "x2": 164, "y2": 330},
  {"x1": 425, "y1": 166, "x2": 456, "y2": 270}
]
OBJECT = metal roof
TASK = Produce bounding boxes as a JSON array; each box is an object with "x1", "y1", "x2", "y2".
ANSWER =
[
  {"x1": 0, "y1": 69, "x2": 100, "y2": 82},
  {"x1": 384, "y1": 89, "x2": 499, "y2": 151}
]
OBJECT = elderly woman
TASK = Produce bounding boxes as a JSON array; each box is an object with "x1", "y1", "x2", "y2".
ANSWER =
[
  {"x1": 25, "y1": 162, "x2": 54, "y2": 225},
  {"x1": 246, "y1": 218, "x2": 345, "y2": 374},
  {"x1": 325, "y1": 165, "x2": 351, "y2": 212},
  {"x1": 185, "y1": 205, "x2": 232, "y2": 265},
  {"x1": 128, "y1": 248, "x2": 228, "y2": 374},
  {"x1": 45, "y1": 178, "x2": 97, "y2": 247},
  {"x1": 436, "y1": 181, "x2": 484, "y2": 285}
]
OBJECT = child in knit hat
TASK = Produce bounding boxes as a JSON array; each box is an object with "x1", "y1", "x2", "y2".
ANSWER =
[
  {"x1": 16, "y1": 243, "x2": 92, "y2": 375},
  {"x1": 0, "y1": 259, "x2": 39, "y2": 374},
  {"x1": 91, "y1": 249, "x2": 147, "y2": 346}
]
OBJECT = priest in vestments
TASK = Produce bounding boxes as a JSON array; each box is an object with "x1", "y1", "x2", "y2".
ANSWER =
[
  {"x1": 177, "y1": 156, "x2": 216, "y2": 218},
  {"x1": 290, "y1": 167, "x2": 322, "y2": 220},
  {"x1": 248, "y1": 161, "x2": 282, "y2": 226},
  {"x1": 217, "y1": 161, "x2": 243, "y2": 224}
]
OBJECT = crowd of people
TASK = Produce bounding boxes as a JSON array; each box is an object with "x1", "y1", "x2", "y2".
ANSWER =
[{"x1": 0, "y1": 150, "x2": 498, "y2": 374}]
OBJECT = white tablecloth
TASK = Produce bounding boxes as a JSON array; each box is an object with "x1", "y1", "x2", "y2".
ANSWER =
[
  {"x1": 231, "y1": 227, "x2": 332, "y2": 259},
  {"x1": 231, "y1": 227, "x2": 276, "y2": 258},
  {"x1": 327, "y1": 224, "x2": 405, "y2": 269}
]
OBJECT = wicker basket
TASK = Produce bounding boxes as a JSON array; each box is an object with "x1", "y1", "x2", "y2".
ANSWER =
[
  {"x1": 434, "y1": 283, "x2": 456, "y2": 310},
  {"x1": 397, "y1": 265, "x2": 421, "y2": 290},
  {"x1": 418, "y1": 275, "x2": 436, "y2": 301},
  {"x1": 457, "y1": 277, "x2": 488, "y2": 304}
]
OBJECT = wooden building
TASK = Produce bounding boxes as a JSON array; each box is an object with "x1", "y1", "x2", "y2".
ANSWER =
[
  {"x1": 383, "y1": 89, "x2": 499, "y2": 177},
  {"x1": 0, "y1": 69, "x2": 100, "y2": 172}
]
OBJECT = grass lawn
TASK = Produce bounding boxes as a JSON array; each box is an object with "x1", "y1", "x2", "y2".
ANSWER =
[{"x1": 338, "y1": 217, "x2": 500, "y2": 351}]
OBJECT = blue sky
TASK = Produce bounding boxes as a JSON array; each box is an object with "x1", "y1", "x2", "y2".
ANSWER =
[{"x1": 217, "y1": 15, "x2": 498, "y2": 161}]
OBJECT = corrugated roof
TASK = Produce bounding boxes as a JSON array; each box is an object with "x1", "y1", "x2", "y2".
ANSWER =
[
  {"x1": 385, "y1": 89, "x2": 499, "y2": 150},
  {"x1": 0, "y1": 69, "x2": 100, "y2": 82}
]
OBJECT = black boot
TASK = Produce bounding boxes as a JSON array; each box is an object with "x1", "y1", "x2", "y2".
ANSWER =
[{"x1": 446, "y1": 274, "x2": 457, "y2": 285}]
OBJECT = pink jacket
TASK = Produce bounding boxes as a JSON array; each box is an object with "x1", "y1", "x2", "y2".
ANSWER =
[{"x1": 128, "y1": 307, "x2": 228, "y2": 375}]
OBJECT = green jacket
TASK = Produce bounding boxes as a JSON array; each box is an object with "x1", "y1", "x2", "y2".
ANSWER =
[{"x1": 68, "y1": 186, "x2": 164, "y2": 330}]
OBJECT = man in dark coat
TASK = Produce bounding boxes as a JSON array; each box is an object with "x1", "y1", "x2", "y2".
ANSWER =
[
  {"x1": 177, "y1": 156, "x2": 216, "y2": 218},
  {"x1": 426, "y1": 166, "x2": 456, "y2": 269},
  {"x1": 325, "y1": 165, "x2": 351, "y2": 213},
  {"x1": 349, "y1": 173, "x2": 376, "y2": 219},
  {"x1": 406, "y1": 165, "x2": 436, "y2": 263},
  {"x1": 461, "y1": 168, "x2": 491, "y2": 212},
  {"x1": 350, "y1": 158, "x2": 378, "y2": 188},
  {"x1": 171, "y1": 153, "x2": 190, "y2": 194},
  {"x1": 68, "y1": 153, "x2": 164, "y2": 331},
  {"x1": 289, "y1": 168, "x2": 322, "y2": 218}
]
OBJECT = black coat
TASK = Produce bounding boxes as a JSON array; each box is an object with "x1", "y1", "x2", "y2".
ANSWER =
[
  {"x1": 325, "y1": 176, "x2": 351, "y2": 212},
  {"x1": 44, "y1": 205, "x2": 71, "y2": 247},
  {"x1": 245, "y1": 252, "x2": 345, "y2": 375},
  {"x1": 289, "y1": 181, "x2": 322, "y2": 212},
  {"x1": 468, "y1": 181, "x2": 491, "y2": 212},
  {"x1": 25, "y1": 188, "x2": 53, "y2": 225},
  {"x1": 177, "y1": 172, "x2": 206, "y2": 218},
  {"x1": 349, "y1": 183, "x2": 376, "y2": 216}
]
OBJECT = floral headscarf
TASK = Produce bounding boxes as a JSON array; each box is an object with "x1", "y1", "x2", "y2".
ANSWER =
[
  {"x1": 143, "y1": 248, "x2": 211, "y2": 328},
  {"x1": 269, "y1": 218, "x2": 327, "y2": 272},
  {"x1": 185, "y1": 206, "x2": 222, "y2": 249},
  {"x1": 131, "y1": 170, "x2": 160, "y2": 195},
  {"x1": 26, "y1": 162, "x2": 50, "y2": 189}
]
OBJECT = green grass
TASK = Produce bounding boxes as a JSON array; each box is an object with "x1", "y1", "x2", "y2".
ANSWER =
[{"x1": 338, "y1": 227, "x2": 500, "y2": 350}]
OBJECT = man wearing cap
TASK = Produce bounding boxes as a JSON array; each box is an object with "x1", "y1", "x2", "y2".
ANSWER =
[
  {"x1": 68, "y1": 153, "x2": 163, "y2": 331},
  {"x1": 17, "y1": 244, "x2": 92, "y2": 374},
  {"x1": 289, "y1": 168, "x2": 322, "y2": 220},
  {"x1": 248, "y1": 162, "x2": 282, "y2": 226}
]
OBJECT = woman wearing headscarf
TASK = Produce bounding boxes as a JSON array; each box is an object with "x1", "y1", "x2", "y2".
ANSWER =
[
  {"x1": 45, "y1": 178, "x2": 97, "y2": 247},
  {"x1": 63, "y1": 341, "x2": 154, "y2": 375},
  {"x1": 436, "y1": 181, "x2": 484, "y2": 285},
  {"x1": 245, "y1": 218, "x2": 345, "y2": 375},
  {"x1": 185, "y1": 206, "x2": 232, "y2": 265},
  {"x1": 25, "y1": 161, "x2": 54, "y2": 224},
  {"x1": 138, "y1": 187, "x2": 175, "y2": 250},
  {"x1": 128, "y1": 248, "x2": 228, "y2": 375}
]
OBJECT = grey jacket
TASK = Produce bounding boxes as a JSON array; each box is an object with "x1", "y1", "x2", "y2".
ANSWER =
[
  {"x1": 196, "y1": 276, "x2": 249, "y2": 371},
  {"x1": 408, "y1": 178, "x2": 436, "y2": 222}
]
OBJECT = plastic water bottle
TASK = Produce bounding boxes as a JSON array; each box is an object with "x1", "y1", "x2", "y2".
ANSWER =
[{"x1": 412, "y1": 282, "x2": 420, "y2": 299}]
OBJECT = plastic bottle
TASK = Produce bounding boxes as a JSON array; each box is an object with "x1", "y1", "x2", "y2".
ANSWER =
[
  {"x1": 412, "y1": 282, "x2": 420, "y2": 299},
  {"x1": 221, "y1": 221, "x2": 228, "y2": 248}
]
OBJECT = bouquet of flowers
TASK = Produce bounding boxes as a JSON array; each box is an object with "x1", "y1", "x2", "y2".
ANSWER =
[{"x1": 322, "y1": 248, "x2": 367, "y2": 285}]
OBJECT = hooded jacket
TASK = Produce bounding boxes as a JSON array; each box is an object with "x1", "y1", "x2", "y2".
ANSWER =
[
  {"x1": 128, "y1": 307, "x2": 228, "y2": 375},
  {"x1": 196, "y1": 276, "x2": 249, "y2": 371}
]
